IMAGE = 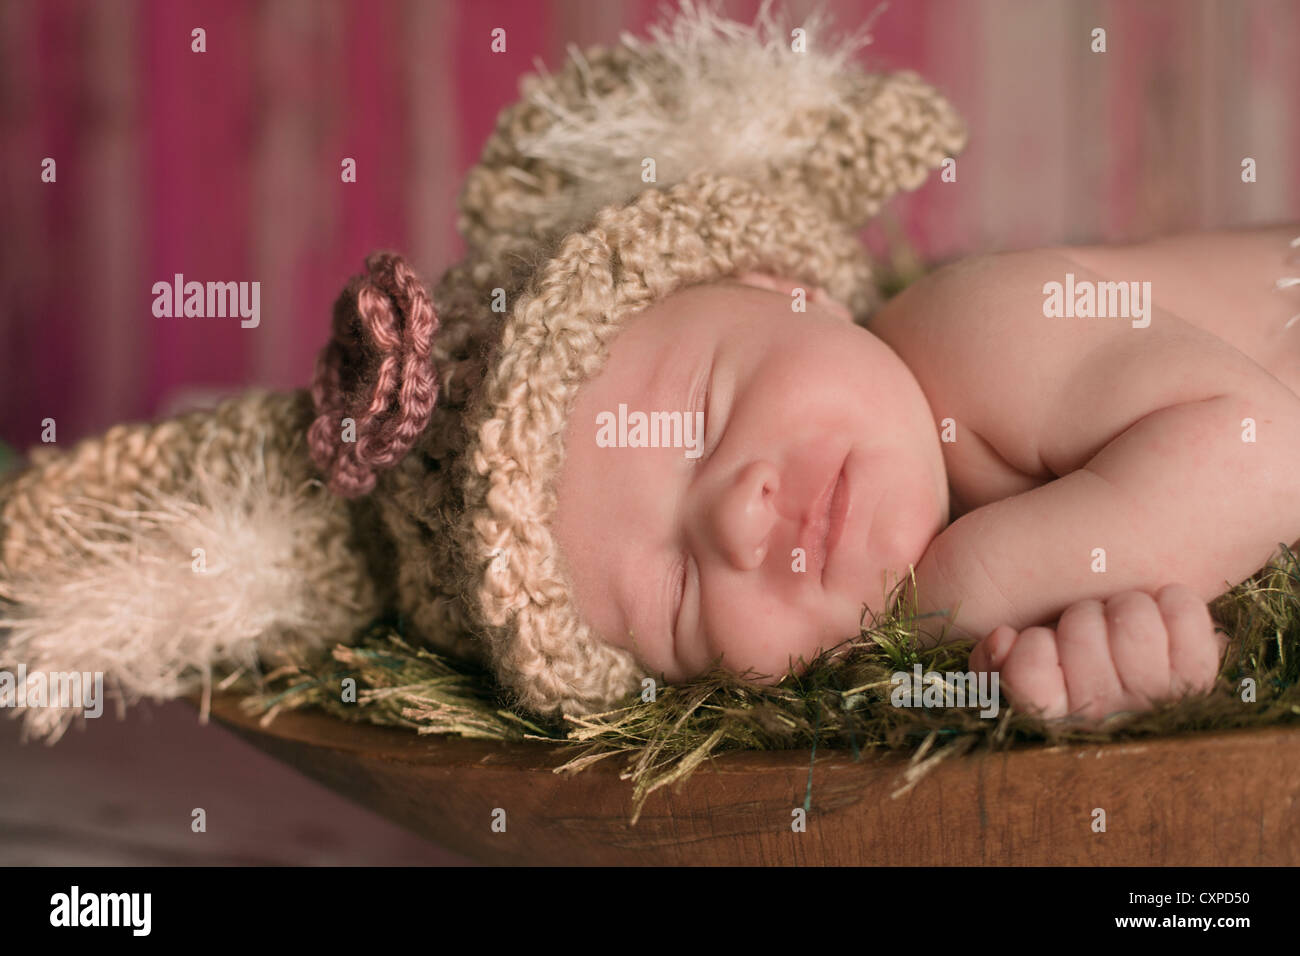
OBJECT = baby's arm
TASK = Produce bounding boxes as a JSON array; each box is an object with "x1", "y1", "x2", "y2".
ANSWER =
[
  {"x1": 891, "y1": 252, "x2": 1300, "y2": 649},
  {"x1": 910, "y1": 389, "x2": 1300, "y2": 645}
]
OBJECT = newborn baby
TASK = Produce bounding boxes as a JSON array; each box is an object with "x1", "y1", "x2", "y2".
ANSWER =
[{"x1": 553, "y1": 224, "x2": 1300, "y2": 723}]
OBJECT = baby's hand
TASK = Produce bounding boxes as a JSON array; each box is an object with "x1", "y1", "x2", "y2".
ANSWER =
[{"x1": 967, "y1": 585, "x2": 1228, "y2": 724}]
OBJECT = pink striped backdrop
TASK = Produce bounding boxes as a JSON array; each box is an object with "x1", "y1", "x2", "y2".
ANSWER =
[{"x1": 2, "y1": 0, "x2": 1297, "y2": 449}]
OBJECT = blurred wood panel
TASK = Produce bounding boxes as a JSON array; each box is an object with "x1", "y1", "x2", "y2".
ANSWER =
[
  {"x1": 0, "y1": 700, "x2": 473, "y2": 865},
  {"x1": 3, "y1": 0, "x2": 1296, "y2": 448}
]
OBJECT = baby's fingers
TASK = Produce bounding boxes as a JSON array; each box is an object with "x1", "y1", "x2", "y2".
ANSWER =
[
  {"x1": 1105, "y1": 590, "x2": 1171, "y2": 705},
  {"x1": 996, "y1": 626, "x2": 1070, "y2": 720},
  {"x1": 1056, "y1": 599, "x2": 1125, "y2": 720},
  {"x1": 968, "y1": 625, "x2": 1014, "y2": 674},
  {"x1": 1158, "y1": 584, "x2": 1225, "y2": 695}
]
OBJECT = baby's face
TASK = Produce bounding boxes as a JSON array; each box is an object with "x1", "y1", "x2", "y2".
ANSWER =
[{"x1": 552, "y1": 274, "x2": 951, "y2": 684}]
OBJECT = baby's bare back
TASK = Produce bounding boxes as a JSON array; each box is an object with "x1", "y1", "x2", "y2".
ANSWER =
[
  {"x1": 1054, "y1": 225, "x2": 1300, "y2": 400},
  {"x1": 871, "y1": 224, "x2": 1300, "y2": 643}
]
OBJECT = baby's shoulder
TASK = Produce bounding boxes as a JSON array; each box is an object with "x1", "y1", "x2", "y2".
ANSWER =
[
  {"x1": 870, "y1": 246, "x2": 1245, "y2": 478},
  {"x1": 869, "y1": 246, "x2": 1090, "y2": 418}
]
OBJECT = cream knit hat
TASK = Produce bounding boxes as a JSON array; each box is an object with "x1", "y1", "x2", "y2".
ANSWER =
[
  {"x1": 457, "y1": 171, "x2": 882, "y2": 715},
  {"x1": 311, "y1": 2, "x2": 970, "y2": 718}
]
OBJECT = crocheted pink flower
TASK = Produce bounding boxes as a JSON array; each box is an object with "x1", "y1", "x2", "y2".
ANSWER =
[{"x1": 308, "y1": 252, "x2": 439, "y2": 497}]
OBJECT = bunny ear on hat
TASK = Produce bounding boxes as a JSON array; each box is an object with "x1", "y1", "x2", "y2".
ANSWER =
[{"x1": 457, "y1": 0, "x2": 967, "y2": 273}]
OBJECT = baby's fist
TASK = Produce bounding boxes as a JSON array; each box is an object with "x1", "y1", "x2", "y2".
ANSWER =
[{"x1": 968, "y1": 585, "x2": 1227, "y2": 723}]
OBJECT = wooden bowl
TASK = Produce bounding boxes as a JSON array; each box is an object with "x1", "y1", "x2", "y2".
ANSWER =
[{"x1": 205, "y1": 692, "x2": 1300, "y2": 865}]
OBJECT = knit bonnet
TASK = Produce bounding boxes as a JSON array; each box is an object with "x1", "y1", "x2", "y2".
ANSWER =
[{"x1": 307, "y1": 2, "x2": 968, "y2": 718}]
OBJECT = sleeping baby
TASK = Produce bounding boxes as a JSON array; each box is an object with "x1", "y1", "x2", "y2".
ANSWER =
[
  {"x1": 6, "y1": 5, "x2": 1297, "y2": 742},
  {"x1": 552, "y1": 224, "x2": 1300, "y2": 723}
]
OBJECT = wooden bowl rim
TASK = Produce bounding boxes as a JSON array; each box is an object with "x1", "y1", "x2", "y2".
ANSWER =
[{"x1": 200, "y1": 690, "x2": 1300, "y2": 775}]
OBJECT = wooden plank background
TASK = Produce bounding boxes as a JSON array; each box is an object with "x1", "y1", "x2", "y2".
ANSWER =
[{"x1": 1, "y1": 0, "x2": 1296, "y2": 449}]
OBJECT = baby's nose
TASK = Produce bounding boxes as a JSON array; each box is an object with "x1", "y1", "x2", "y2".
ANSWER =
[{"x1": 710, "y1": 460, "x2": 780, "y2": 571}]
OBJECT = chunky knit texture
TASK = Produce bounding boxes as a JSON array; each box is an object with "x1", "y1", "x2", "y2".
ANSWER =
[
  {"x1": 416, "y1": 7, "x2": 970, "y2": 715},
  {"x1": 457, "y1": 5, "x2": 967, "y2": 279},
  {"x1": 0, "y1": 390, "x2": 383, "y2": 741},
  {"x1": 317, "y1": 7, "x2": 970, "y2": 716},
  {"x1": 452, "y1": 172, "x2": 881, "y2": 716},
  {"x1": 0, "y1": 3, "x2": 972, "y2": 734}
]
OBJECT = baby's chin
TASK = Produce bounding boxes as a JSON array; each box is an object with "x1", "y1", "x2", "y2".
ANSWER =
[
  {"x1": 821, "y1": 509, "x2": 944, "y2": 659},
  {"x1": 849, "y1": 482, "x2": 944, "y2": 599}
]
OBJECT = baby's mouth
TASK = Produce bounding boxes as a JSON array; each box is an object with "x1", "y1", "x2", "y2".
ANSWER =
[
  {"x1": 802, "y1": 455, "x2": 848, "y2": 586},
  {"x1": 822, "y1": 461, "x2": 849, "y2": 585}
]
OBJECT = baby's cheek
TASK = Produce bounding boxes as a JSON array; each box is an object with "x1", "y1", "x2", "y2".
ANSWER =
[{"x1": 707, "y1": 621, "x2": 836, "y2": 683}]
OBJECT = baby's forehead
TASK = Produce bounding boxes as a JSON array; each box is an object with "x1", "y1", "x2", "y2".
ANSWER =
[
  {"x1": 591, "y1": 276, "x2": 844, "y2": 393},
  {"x1": 565, "y1": 282, "x2": 761, "y2": 417},
  {"x1": 617, "y1": 278, "x2": 787, "y2": 341}
]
